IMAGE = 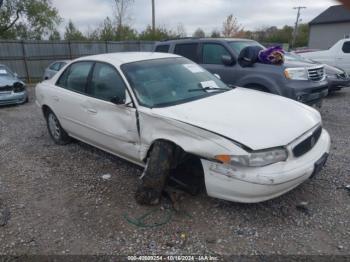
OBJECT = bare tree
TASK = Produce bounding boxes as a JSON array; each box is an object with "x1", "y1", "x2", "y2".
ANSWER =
[
  {"x1": 114, "y1": 0, "x2": 134, "y2": 29},
  {"x1": 176, "y1": 23, "x2": 187, "y2": 38},
  {"x1": 222, "y1": 14, "x2": 243, "y2": 37}
]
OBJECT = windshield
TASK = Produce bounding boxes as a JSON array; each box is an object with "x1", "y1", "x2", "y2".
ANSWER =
[
  {"x1": 229, "y1": 41, "x2": 265, "y2": 54},
  {"x1": 121, "y1": 57, "x2": 231, "y2": 108},
  {"x1": 0, "y1": 65, "x2": 14, "y2": 77}
]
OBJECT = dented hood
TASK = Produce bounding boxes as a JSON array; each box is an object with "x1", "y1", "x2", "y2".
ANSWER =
[{"x1": 151, "y1": 88, "x2": 321, "y2": 150}]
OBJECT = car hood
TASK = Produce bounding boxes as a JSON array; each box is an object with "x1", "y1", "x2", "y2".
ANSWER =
[
  {"x1": 283, "y1": 60, "x2": 320, "y2": 68},
  {"x1": 151, "y1": 88, "x2": 321, "y2": 150},
  {"x1": 0, "y1": 76, "x2": 21, "y2": 87}
]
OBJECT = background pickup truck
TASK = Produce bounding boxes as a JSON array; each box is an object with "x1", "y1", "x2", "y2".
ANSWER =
[
  {"x1": 155, "y1": 38, "x2": 329, "y2": 106},
  {"x1": 301, "y1": 39, "x2": 350, "y2": 74}
]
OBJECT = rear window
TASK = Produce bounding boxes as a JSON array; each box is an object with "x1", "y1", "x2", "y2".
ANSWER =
[
  {"x1": 49, "y1": 62, "x2": 61, "y2": 71},
  {"x1": 342, "y1": 41, "x2": 350, "y2": 53},
  {"x1": 174, "y1": 43, "x2": 199, "y2": 62},
  {"x1": 155, "y1": 45, "x2": 170, "y2": 53}
]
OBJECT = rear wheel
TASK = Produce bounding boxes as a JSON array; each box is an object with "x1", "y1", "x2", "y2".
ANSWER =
[{"x1": 45, "y1": 110, "x2": 71, "y2": 145}]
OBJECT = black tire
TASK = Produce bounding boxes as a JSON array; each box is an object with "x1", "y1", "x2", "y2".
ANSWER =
[
  {"x1": 45, "y1": 110, "x2": 71, "y2": 145},
  {"x1": 135, "y1": 141, "x2": 175, "y2": 205}
]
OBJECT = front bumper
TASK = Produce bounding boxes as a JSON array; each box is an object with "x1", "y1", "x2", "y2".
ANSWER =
[
  {"x1": 0, "y1": 90, "x2": 28, "y2": 106},
  {"x1": 201, "y1": 129, "x2": 331, "y2": 203},
  {"x1": 284, "y1": 81, "x2": 329, "y2": 105},
  {"x1": 327, "y1": 77, "x2": 350, "y2": 91}
]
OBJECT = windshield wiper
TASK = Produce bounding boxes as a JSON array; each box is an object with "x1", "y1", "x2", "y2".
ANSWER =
[{"x1": 188, "y1": 86, "x2": 232, "y2": 93}]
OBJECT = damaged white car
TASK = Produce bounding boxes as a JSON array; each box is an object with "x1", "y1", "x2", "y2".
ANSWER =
[{"x1": 35, "y1": 52, "x2": 331, "y2": 204}]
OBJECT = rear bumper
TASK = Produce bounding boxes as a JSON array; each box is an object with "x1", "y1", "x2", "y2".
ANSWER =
[
  {"x1": 0, "y1": 90, "x2": 28, "y2": 106},
  {"x1": 201, "y1": 129, "x2": 331, "y2": 203}
]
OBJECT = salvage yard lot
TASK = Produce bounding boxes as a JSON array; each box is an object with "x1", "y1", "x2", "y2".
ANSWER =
[{"x1": 0, "y1": 87, "x2": 349, "y2": 256}]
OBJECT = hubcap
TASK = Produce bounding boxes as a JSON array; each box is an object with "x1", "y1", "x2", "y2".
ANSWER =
[{"x1": 48, "y1": 113, "x2": 61, "y2": 140}]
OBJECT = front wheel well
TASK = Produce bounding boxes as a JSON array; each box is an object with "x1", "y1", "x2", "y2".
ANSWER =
[
  {"x1": 144, "y1": 139, "x2": 205, "y2": 195},
  {"x1": 42, "y1": 105, "x2": 52, "y2": 118},
  {"x1": 244, "y1": 84, "x2": 271, "y2": 93}
]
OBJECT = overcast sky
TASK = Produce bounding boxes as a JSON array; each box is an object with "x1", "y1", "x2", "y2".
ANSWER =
[{"x1": 52, "y1": 0, "x2": 340, "y2": 36}]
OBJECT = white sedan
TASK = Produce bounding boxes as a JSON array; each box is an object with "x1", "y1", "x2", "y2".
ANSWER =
[{"x1": 35, "y1": 52, "x2": 331, "y2": 204}]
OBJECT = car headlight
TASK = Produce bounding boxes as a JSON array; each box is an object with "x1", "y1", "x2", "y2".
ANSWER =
[
  {"x1": 13, "y1": 82, "x2": 25, "y2": 93},
  {"x1": 284, "y1": 68, "x2": 308, "y2": 80},
  {"x1": 215, "y1": 148, "x2": 288, "y2": 167}
]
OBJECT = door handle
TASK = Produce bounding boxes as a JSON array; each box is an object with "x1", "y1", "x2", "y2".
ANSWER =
[{"x1": 87, "y1": 108, "x2": 97, "y2": 114}]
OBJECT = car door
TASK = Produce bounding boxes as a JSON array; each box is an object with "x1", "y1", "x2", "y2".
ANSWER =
[
  {"x1": 200, "y1": 43, "x2": 238, "y2": 85},
  {"x1": 337, "y1": 41, "x2": 350, "y2": 73},
  {"x1": 83, "y1": 62, "x2": 140, "y2": 162},
  {"x1": 52, "y1": 61, "x2": 97, "y2": 143}
]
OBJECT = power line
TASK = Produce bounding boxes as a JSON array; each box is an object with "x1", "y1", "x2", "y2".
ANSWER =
[{"x1": 291, "y1": 6, "x2": 306, "y2": 49}]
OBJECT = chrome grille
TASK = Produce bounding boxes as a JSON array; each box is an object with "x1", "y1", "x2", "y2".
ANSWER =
[
  {"x1": 308, "y1": 67, "x2": 325, "y2": 82},
  {"x1": 293, "y1": 126, "x2": 322, "y2": 158},
  {"x1": 0, "y1": 85, "x2": 13, "y2": 92}
]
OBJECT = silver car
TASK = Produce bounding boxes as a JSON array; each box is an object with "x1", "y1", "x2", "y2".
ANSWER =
[
  {"x1": 43, "y1": 60, "x2": 69, "y2": 80},
  {"x1": 0, "y1": 64, "x2": 28, "y2": 106}
]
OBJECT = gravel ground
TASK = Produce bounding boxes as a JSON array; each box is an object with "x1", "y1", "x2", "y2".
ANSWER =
[{"x1": 0, "y1": 87, "x2": 349, "y2": 256}]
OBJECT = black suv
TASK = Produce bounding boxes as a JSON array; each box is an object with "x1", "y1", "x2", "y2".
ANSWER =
[{"x1": 154, "y1": 38, "x2": 329, "y2": 106}]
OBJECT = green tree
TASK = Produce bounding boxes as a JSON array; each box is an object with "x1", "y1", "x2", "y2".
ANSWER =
[
  {"x1": 0, "y1": 0, "x2": 61, "y2": 39},
  {"x1": 295, "y1": 24, "x2": 309, "y2": 47},
  {"x1": 49, "y1": 29, "x2": 61, "y2": 40},
  {"x1": 193, "y1": 28, "x2": 205, "y2": 38},
  {"x1": 64, "y1": 20, "x2": 86, "y2": 41},
  {"x1": 115, "y1": 25, "x2": 138, "y2": 40},
  {"x1": 98, "y1": 17, "x2": 115, "y2": 41},
  {"x1": 211, "y1": 29, "x2": 221, "y2": 38},
  {"x1": 139, "y1": 25, "x2": 175, "y2": 41}
]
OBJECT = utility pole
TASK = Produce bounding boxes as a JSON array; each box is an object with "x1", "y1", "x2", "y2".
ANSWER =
[
  {"x1": 152, "y1": 0, "x2": 155, "y2": 33},
  {"x1": 291, "y1": 6, "x2": 306, "y2": 50}
]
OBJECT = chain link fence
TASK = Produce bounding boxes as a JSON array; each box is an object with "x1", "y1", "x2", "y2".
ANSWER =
[{"x1": 0, "y1": 40, "x2": 156, "y2": 83}]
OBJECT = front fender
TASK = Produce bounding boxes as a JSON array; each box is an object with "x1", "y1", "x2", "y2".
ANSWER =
[
  {"x1": 236, "y1": 74, "x2": 281, "y2": 95},
  {"x1": 138, "y1": 111, "x2": 248, "y2": 162}
]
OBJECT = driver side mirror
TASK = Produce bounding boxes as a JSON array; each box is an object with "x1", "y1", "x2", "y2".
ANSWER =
[
  {"x1": 221, "y1": 55, "x2": 234, "y2": 66},
  {"x1": 110, "y1": 96, "x2": 125, "y2": 105}
]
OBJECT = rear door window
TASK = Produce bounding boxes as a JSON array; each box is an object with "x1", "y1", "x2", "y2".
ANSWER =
[
  {"x1": 56, "y1": 62, "x2": 94, "y2": 94},
  {"x1": 174, "y1": 43, "x2": 199, "y2": 62},
  {"x1": 202, "y1": 43, "x2": 231, "y2": 64},
  {"x1": 155, "y1": 45, "x2": 170, "y2": 53}
]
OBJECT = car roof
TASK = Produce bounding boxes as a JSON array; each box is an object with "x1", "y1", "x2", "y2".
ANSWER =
[
  {"x1": 75, "y1": 52, "x2": 180, "y2": 66},
  {"x1": 157, "y1": 38, "x2": 256, "y2": 44}
]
